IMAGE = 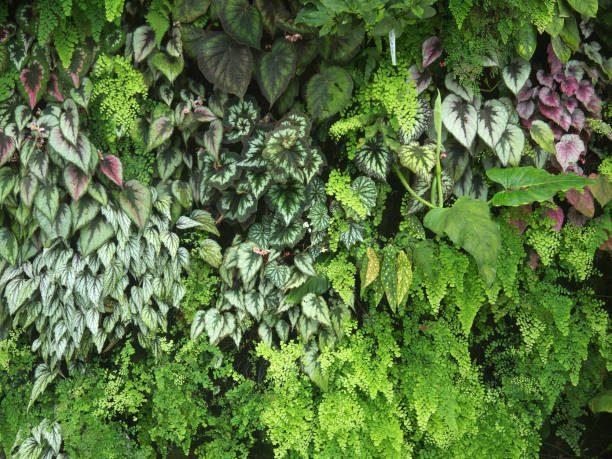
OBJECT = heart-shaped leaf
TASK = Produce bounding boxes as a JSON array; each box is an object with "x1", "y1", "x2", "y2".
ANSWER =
[
  {"x1": 354, "y1": 137, "x2": 392, "y2": 182},
  {"x1": 0, "y1": 132, "x2": 16, "y2": 167},
  {"x1": 79, "y1": 216, "x2": 114, "y2": 257},
  {"x1": 20, "y1": 172, "x2": 38, "y2": 207},
  {"x1": 49, "y1": 129, "x2": 91, "y2": 172},
  {"x1": 71, "y1": 196, "x2": 100, "y2": 232},
  {"x1": 555, "y1": 134, "x2": 584, "y2": 171},
  {"x1": 256, "y1": 40, "x2": 296, "y2": 107},
  {"x1": 64, "y1": 164, "x2": 90, "y2": 200},
  {"x1": 157, "y1": 148, "x2": 182, "y2": 182},
  {"x1": 218, "y1": 188, "x2": 257, "y2": 223},
  {"x1": 566, "y1": 188, "x2": 595, "y2": 217},
  {"x1": 149, "y1": 54, "x2": 184, "y2": 83},
  {"x1": 0, "y1": 228, "x2": 18, "y2": 264},
  {"x1": 424, "y1": 196, "x2": 500, "y2": 286},
  {"x1": 530, "y1": 120, "x2": 556, "y2": 153},
  {"x1": 133, "y1": 26, "x2": 157, "y2": 63},
  {"x1": 495, "y1": 124, "x2": 525, "y2": 167},
  {"x1": 60, "y1": 99, "x2": 79, "y2": 145},
  {"x1": 0, "y1": 168, "x2": 17, "y2": 203},
  {"x1": 399, "y1": 142, "x2": 436, "y2": 178},
  {"x1": 442, "y1": 94, "x2": 477, "y2": 149},
  {"x1": 477, "y1": 100, "x2": 508, "y2": 149},
  {"x1": 502, "y1": 59, "x2": 530, "y2": 95},
  {"x1": 266, "y1": 182, "x2": 306, "y2": 226},
  {"x1": 487, "y1": 166, "x2": 594, "y2": 206},
  {"x1": 422, "y1": 36, "x2": 442, "y2": 68},
  {"x1": 99, "y1": 154, "x2": 123, "y2": 187},
  {"x1": 566, "y1": 0, "x2": 598, "y2": 17},
  {"x1": 516, "y1": 23, "x2": 537, "y2": 60},
  {"x1": 197, "y1": 32, "x2": 253, "y2": 98},
  {"x1": 301, "y1": 293, "x2": 331, "y2": 327},
  {"x1": 34, "y1": 185, "x2": 59, "y2": 222},
  {"x1": 588, "y1": 173, "x2": 612, "y2": 207},
  {"x1": 220, "y1": 0, "x2": 262, "y2": 48},
  {"x1": 18, "y1": 59, "x2": 48, "y2": 109},
  {"x1": 305, "y1": 66, "x2": 353, "y2": 119},
  {"x1": 147, "y1": 116, "x2": 174, "y2": 152},
  {"x1": 119, "y1": 180, "x2": 152, "y2": 229}
]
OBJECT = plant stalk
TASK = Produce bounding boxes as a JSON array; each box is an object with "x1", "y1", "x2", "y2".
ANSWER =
[{"x1": 392, "y1": 164, "x2": 436, "y2": 209}]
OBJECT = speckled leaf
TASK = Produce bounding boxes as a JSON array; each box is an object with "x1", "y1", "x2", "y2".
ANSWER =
[
  {"x1": 360, "y1": 247, "x2": 379, "y2": 293},
  {"x1": 396, "y1": 250, "x2": 412, "y2": 305},
  {"x1": 380, "y1": 251, "x2": 398, "y2": 312}
]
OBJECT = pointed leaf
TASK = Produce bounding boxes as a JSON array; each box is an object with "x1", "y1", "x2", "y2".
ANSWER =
[
  {"x1": 79, "y1": 216, "x2": 115, "y2": 257},
  {"x1": 0, "y1": 132, "x2": 16, "y2": 167},
  {"x1": 0, "y1": 228, "x2": 18, "y2": 264},
  {"x1": 99, "y1": 154, "x2": 123, "y2": 187},
  {"x1": 555, "y1": 134, "x2": 584, "y2": 171},
  {"x1": 197, "y1": 32, "x2": 253, "y2": 98},
  {"x1": 237, "y1": 243, "x2": 263, "y2": 284},
  {"x1": 305, "y1": 66, "x2": 353, "y2": 119},
  {"x1": 49, "y1": 129, "x2": 91, "y2": 172},
  {"x1": 60, "y1": 99, "x2": 79, "y2": 145},
  {"x1": 354, "y1": 137, "x2": 392, "y2": 181},
  {"x1": 361, "y1": 247, "x2": 379, "y2": 292},
  {"x1": 399, "y1": 141, "x2": 436, "y2": 178},
  {"x1": 301, "y1": 293, "x2": 331, "y2": 327},
  {"x1": 495, "y1": 124, "x2": 525, "y2": 167},
  {"x1": 20, "y1": 172, "x2": 38, "y2": 207},
  {"x1": 34, "y1": 185, "x2": 59, "y2": 222},
  {"x1": 396, "y1": 250, "x2": 412, "y2": 305},
  {"x1": 478, "y1": 100, "x2": 508, "y2": 148},
  {"x1": 218, "y1": 189, "x2": 257, "y2": 223},
  {"x1": 530, "y1": 120, "x2": 556, "y2": 153},
  {"x1": 502, "y1": 59, "x2": 531, "y2": 95},
  {"x1": 256, "y1": 40, "x2": 297, "y2": 107},
  {"x1": 266, "y1": 182, "x2": 306, "y2": 225},
  {"x1": 422, "y1": 36, "x2": 442, "y2": 68},
  {"x1": 147, "y1": 116, "x2": 174, "y2": 152},
  {"x1": 133, "y1": 26, "x2": 157, "y2": 63},
  {"x1": 150, "y1": 54, "x2": 184, "y2": 83},
  {"x1": 119, "y1": 180, "x2": 152, "y2": 229},
  {"x1": 220, "y1": 0, "x2": 262, "y2": 48},
  {"x1": 18, "y1": 59, "x2": 48, "y2": 109},
  {"x1": 380, "y1": 250, "x2": 398, "y2": 312},
  {"x1": 199, "y1": 238, "x2": 222, "y2": 268},
  {"x1": 566, "y1": 0, "x2": 597, "y2": 18},
  {"x1": 204, "y1": 119, "x2": 223, "y2": 161},
  {"x1": 294, "y1": 252, "x2": 316, "y2": 277},
  {"x1": 245, "y1": 291, "x2": 265, "y2": 320},
  {"x1": 442, "y1": 94, "x2": 477, "y2": 149},
  {"x1": 205, "y1": 308, "x2": 224, "y2": 343},
  {"x1": 0, "y1": 168, "x2": 17, "y2": 203},
  {"x1": 566, "y1": 188, "x2": 595, "y2": 218},
  {"x1": 64, "y1": 164, "x2": 90, "y2": 200},
  {"x1": 588, "y1": 174, "x2": 612, "y2": 207},
  {"x1": 71, "y1": 196, "x2": 99, "y2": 232}
]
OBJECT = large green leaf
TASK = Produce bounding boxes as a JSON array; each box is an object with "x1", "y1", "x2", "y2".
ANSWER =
[
  {"x1": 133, "y1": 26, "x2": 157, "y2": 63},
  {"x1": 0, "y1": 168, "x2": 17, "y2": 203},
  {"x1": 245, "y1": 291, "x2": 265, "y2": 321},
  {"x1": 218, "y1": 188, "x2": 257, "y2": 223},
  {"x1": 157, "y1": 148, "x2": 183, "y2": 182},
  {"x1": 0, "y1": 228, "x2": 18, "y2": 264},
  {"x1": 529, "y1": 120, "x2": 556, "y2": 154},
  {"x1": 424, "y1": 196, "x2": 500, "y2": 286},
  {"x1": 64, "y1": 164, "x2": 90, "y2": 201},
  {"x1": 71, "y1": 196, "x2": 99, "y2": 232},
  {"x1": 262, "y1": 126, "x2": 309, "y2": 183},
  {"x1": 119, "y1": 180, "x2": 152, "y2": 229},
  {"x1": 494, "y1": 124, "x2": 524, "y2": 167},
  {"x1": 173, "y1": 0, "x2": 211, "y2": 22},
  {"x1": 589, "y1": 390, "x2": 612, "y2": 414},
  {"x1": 301, "y1": 293, "x2": 331, "y2": 327},
  {"x1": 256, "y1": 40, "x2": 296, "y2": 107},
  {"x1": 487, "y1": 166, "x2": 595, "y2": 206},
  {"x1": 266, "y1": 182, "x2": 306, "y2": 225},
  {"x1": 199, "y1": 238, "x2": 222, "y2": 268},
  {"x1": 34, "y1": 185, "x2": 59, "y2": 222},
  {"x1": 147, "y1": 116, "x2": 174, "y2": 152},
  {"x1": 150, "y1": 54, "x2": 184, "y2": 83},
  {"x1": 49, "y1": 129, "x2": 91, "y2": 172},
  {"x1": 220, "y1": 0, "x2": 262, "y2": 48},
  {"x1": 566, "y1": 0, "x2": 598, "y2": 18},
  {"x1": 399, "y1": 142, "x2": 436, "y2": 178},
  {"x1": 442, "y1": 94, "x2": 477, "y2": 149},
  {"x1": 477, "y1": 100, "x2": 508, "y2": 149},
  {"x1": 79, "y1": 216, "x2": 115, "y2": 257},
  {"x1": 197, "y1": 32, "x2": 253, "y2": 98},
  {"x1": 305, "y1": 66, "x2": 352, "y2": 119}
]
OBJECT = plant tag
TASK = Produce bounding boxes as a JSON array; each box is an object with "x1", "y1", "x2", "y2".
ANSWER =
[{"x1": 389, "y1": 29, "x2": 396, "y2": 66}]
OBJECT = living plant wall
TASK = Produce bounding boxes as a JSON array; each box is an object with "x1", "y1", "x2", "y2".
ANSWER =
[{"x1": 1, "y1": 0, "x2": 612, "y2": 457}]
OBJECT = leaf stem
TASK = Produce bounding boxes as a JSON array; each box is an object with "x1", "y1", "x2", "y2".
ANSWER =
[
  {"x1": 392, "y1": 164, "x2": 436, "y2": 209},
  {"x1": 434, "y1": 90, "x2": 443, "y2": 207}
]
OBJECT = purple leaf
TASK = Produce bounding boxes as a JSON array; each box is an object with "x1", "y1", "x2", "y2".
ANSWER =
[
  {"x1": 586, "y1": 95, "x2": 602, "y2": 114},
  {"x1": 560, "y1": 76, "x2": 578, "y2": 96},
  {"x1": 567, "y1": 206, "x2": 588, "y2": 226},
  {"x1": 565, "y1": 98, "x2": 578, "y2": 114},
  {"x1": 546, "y1": 206, "x2": 564, "y2": 231},
  {"x1": 517, "y1": 80, "x2": 534, "y2": 101},
  {"x1": 547, "y1": 43, "x2": 563, "y2": 74},
  {"x1": 551, "y1": 124, "x2": 563, "y2": 141},
  {"x1": 517, "y1": 100, "x2": 535, "y2": 119},
  {"x1": 570, "y1": 109, "x2": 585, "y2": 130},
  {"x1": 422, "y1": 36, "x2": 442, "y2": 68},
  {"x1": 46, "y1": 74, "x2": 64, "y2": 102},
  {"x1": 555, "y1": 134, "x2": 584, "y2": 171},
  {"x1": 408, "y1": 64, "x2": 432, "y2": 95},
  {"x1": 538, "y1": 87, "x2": 561, "y2": 107},
  {"x1": 0, "y1": 131, "x2": 16, "y2": 167},
  {"x1": 539, "y1": 100, "x2": 562, "y2": 122},
  {"x1": 576, "y1": 80, "x2": 594, "y2": 104},
  {"x1": 99, "y1": 154, "x2": 123, "y2": 187},
  {"x1": 19, "y1": 60, "x2": 47, "y2": 109},
  {"x1": 536, "y1": 69, "x2": 554, "y2": 87},
  {"x1": 64, "y1": 164, "x2": 90, "y2": 200},
  {"x1": 528, "y1": 251, "x2": 539, "y2": 270},
  {"x1": 558, "y1": 111, "x2": 571, "y2": 131},
  {"x1": 566, "y1": 188, "x2": 594, "y2": 218}
]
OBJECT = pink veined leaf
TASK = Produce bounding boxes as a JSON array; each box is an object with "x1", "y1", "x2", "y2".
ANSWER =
[
  {"x1": 538, "y1": 87, "x2": 561, "y2": 107},
  {"x1": 547, "y1": 43, "x2": 563, "y2": 74},
  {"x1": 558, "y1": 110, "x2": 571, "y2": 131},
  {"x1": 539, "y1": 100, "x2": 562, "y2": 122},
  {"x1": 552, "y1": 72, "x2": 565, "y2": 84},
  {"x1": 563, "y1": 162, "x2": 584, "y2": 176},
  {"x1": 576, "y1": 80, "x2": 594, "y2": 104},
  {"x1": 64, "y1": 164, "x2": 90, "y2": 201},
  {"x1": 46, "y1": 74, "x2": 64, "y2": 102},
  {"x1": 528, "y1": 251, "x2": 540, "y2": 270},
  {"x1": 555, "y1": 134, "x2": 584, "y2": 171},
  {"x1": 422, "y1": 36, "x2": 442, "y2": 68},
  {"x1": 408, "y1": 64, "x2": 432, "y2": 95},
  {"x1": 567, "y1": 204, "x2": 590, "y2": 225},
  {"x1": 517, "y1": 100, "x2": 535, "y2": 119},
  {"x1": 586, "y1": 95, "x2": 602, "y2": 115},
  {"x1": 565, "y1": 98, "x2": 578, "y2": 114},
  {"x1": 0, "y1": 131, "x2": 16, "y2": 167},
  {"x1": 517, "y1": 82, "x2": 534, "y2": 102},
  {"x1": 20, "y1": 60, "x2": 46, "y2": 109},
  {"x1": 536, "y1": 69, "x2": 554, "y2": 88},
  {"x1": 570, "y1": 109, "x2": 585, "y2": 130},
  {"x1": 546, "y1": 206, "x2": 564, "y2": 231},
  {"x1": 99, "y1": 154, "x2": 123, "y2": 187},
  {"x1": 560, "y1": 76, "x2": 578, "y2": 96}
]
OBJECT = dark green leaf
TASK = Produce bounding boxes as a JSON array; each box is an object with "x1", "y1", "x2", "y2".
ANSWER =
[
  {"x1": 256, "y1": 40, "x2": 296, "y2": 107},
  {"x1": 305, "y1": 66, "x2": 352, "y2": 119},
  {"x1": 220, "y1": 0, "x2": 263, "y2": 48}
]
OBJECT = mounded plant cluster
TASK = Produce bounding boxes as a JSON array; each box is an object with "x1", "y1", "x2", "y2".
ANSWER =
[{"x1": 1, "y1": 1, "x2": 612, "y2": 458}]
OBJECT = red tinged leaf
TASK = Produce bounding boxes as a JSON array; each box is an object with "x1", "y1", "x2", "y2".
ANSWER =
[
  {"x1": 566, "y1": 188, "x2": 595, "y2": 218},
  {"x1": 560, "y1": 76, "x2": 578, "y2": 96},
  {"x1": 555, "y1": 134, "x2": 584, "y2": 171},
  {"x1": 539, "y1": 100, "x2": 562, "y2": 122},
  {"x1": 517, "y1": 81, "x2": 534, "y2": 101},
  {"x1": 46, "y1": 74, "x2": 64, "y2": 102},
  {"x1": 528, "y1": 251, "x2": 540, "y2": 270},
  {"x1": 570, "y1": 109, "x2": 585, "y2": 130},
  {"x1": 517, "y1": 100, "x2": 535, "y2": 119},
  {"x1": 19, "y1": 60, "x2": 48, "y2": 109},
  {"x1": 576, "y1": 80, "x2": 594, "y2": 105},
  {"x1": 586, "y1": 95, "x2": 602, "y2": 115},
  {"x1": 565, "y1": 98, "x2": 578, "y2": 114},
  {"x1": 193, "y1": 106, "x2": 218, "y2": 122},
  {"x1": 99, "y1": 154, "x2": 123, "y2": 187},
  {"x1": 0, "y1": 131, "x2": 16, "y2": 167},
  {"x1": 547, "y1": 43, "x2": 562, "y2": 74},
  {"x1": 408, "y1": 64, "x2": 432, "y2": 95},
  {"x1": 538, "y1": 87, "x2": 561, "y2": 107},
  {"x1": 422, "y1": 36, "x2": 442, "y2": 68},
  {"x1": 536, "y1": 69, "x2": 554, "y2": 88},
  {"x1": 546, "y1": 206, "x2": 564, "y2": 231},
  {"x1": 64, "y1": 164, "x2": 90, "y2": 200},
  {"x1": 558, "y1": 110, "x2": 571, "y2": 131}
]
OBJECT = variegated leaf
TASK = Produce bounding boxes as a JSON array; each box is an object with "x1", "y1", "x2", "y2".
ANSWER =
[
  {"x1": 99, "y1": 155, "x2": 123, "y2": 187},
  {"x1": 60, "y1": 99, "x2": 79, "y2": 145},
  {"x1": 119, "y1": 180, "x2": 152, "y2": 229},
  {"x1": 399, "y1": 142, "x2": 436, "y2": 178},
  {"x1": 79, "y1": 216, "x2": 114, "y2": 257},
  {"x1": 442, "y1": 94, "x2": 477, "y2": 149},
  {"x1": 64, "y1": 164, "x2": 90, "y2": 200},
  {"x1": 503, "y1": 59, "x2": 531, "y2": 95},
  {"x1": 495, "y1": 124, "x2": 525, "y2": 166},
  {"x1": 477, "y1": 100, "x2": 508, "y2": 149}
]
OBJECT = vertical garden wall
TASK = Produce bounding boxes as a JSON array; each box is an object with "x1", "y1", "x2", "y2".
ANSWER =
[{"x1": 1, "y1": 0, "x2": 612, "y2": 457}]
